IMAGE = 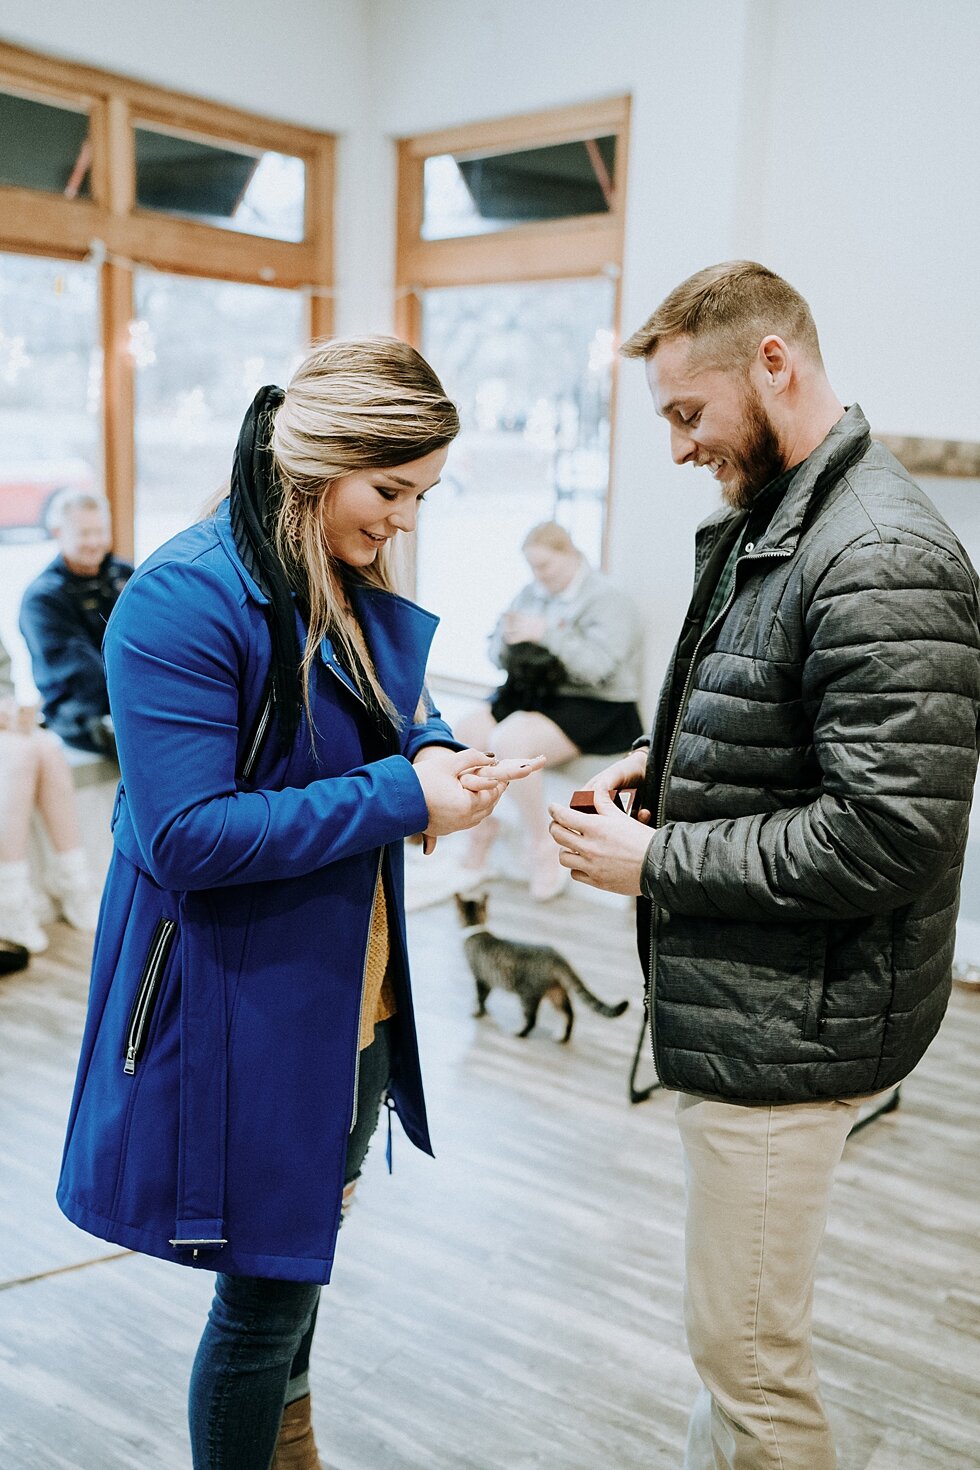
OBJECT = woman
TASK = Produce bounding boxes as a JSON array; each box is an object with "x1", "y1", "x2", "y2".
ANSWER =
[
  {"x1": 56, "y1": 337, "x2": 542, "y2": 1470},
  {"x1": 457, "y1": 521, "x2": 643, "y2": 900},
  {"x1": 0, "y1": 631, "x2": 101, "y2": 952}
]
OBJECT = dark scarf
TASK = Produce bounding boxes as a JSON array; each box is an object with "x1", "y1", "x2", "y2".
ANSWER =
[{"x1": 228, "y1": 384, "x2": 304, "y2": 747}]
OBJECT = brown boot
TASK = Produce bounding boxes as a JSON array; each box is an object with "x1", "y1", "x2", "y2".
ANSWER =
[{"x1": 272, "y1": 1395, "x2": 324, "y2": 1470}]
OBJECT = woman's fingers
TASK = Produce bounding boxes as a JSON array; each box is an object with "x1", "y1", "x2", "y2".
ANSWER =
[{"x1": 489, "y1": 755, "x2": 547, "y2": 781}]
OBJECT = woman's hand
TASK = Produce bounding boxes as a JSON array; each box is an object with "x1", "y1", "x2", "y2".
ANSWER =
[
  {"x1": 412, "y1": 747, "x2": 547, "y2": 852},
  {"x1": 412, "y1": 747, "x2": 504, "y2": 839}
]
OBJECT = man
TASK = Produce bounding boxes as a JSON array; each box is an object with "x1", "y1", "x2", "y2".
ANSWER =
[
  {"x1": 548, "y1": 261, "x2": 980, "y2": 1468},
  {"x1": 19, "y1": 488, "x2": 133, "y2": 756}
]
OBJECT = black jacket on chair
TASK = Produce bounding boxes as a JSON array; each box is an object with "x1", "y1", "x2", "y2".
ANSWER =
[{"x1": 638, "y1": 406, "x2": 980, "y2": 1103}]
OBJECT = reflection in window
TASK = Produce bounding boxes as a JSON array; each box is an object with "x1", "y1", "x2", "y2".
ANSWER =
[
  {"x1": 422, "y1": 136, "x2": 616, "y2": 241},
  {"x1": 0, "y1": 254, "x2": 99, "y2": 696},
  {"x1": 0, "y1": 90, "x2": 91, "y2": 198},
  {"x1": 133, "y1": 273, "x2": 306, "y2": 560},
  {"x1": 134, "y1": 125, "x2": 306, "y2": 242},
  {"x1": 417, "y1": 276, "x2": 616, "y2": 684}
]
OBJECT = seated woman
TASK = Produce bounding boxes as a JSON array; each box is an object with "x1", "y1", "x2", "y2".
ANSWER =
[
  {"x1": 456, "y1": 521, "x2": 644, "y2": 900},
  {"x1": 0, "y1": 633, "x2": 101, "y2": 952}
]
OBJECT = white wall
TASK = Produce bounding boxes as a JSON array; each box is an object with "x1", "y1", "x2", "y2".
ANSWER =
[
  {"x1": 756, "y1": 0, "x2": 980, "y2": 442},
  {"x1": 3, "y1": 0, "x2": 979, "y2": 710}
]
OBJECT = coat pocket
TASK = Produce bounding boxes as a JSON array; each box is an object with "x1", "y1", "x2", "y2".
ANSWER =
[
  {"x1": 801, "y1": 925, "x2": 827, "y2": 1042},
  {"x1": 123, "y1": 917, "x2": 178, "y2": 1075}
]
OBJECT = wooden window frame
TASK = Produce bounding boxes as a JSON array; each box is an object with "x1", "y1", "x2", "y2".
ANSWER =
[
  {"x1": 0, "y1": 42, "x2": 335, "y2": 560},
  {"x1": 395, "y1": 96, "x2": 630, "y2": 577}
]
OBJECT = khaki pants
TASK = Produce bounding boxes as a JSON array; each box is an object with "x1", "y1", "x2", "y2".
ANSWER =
[{"x1": 677, "y1": 1091, "x2": 873, "y2": 1470}]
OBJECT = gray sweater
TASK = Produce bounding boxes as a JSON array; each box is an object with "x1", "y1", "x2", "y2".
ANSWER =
[{"x1": 488, "y1": 564, "x2": 642, "y2": 703}]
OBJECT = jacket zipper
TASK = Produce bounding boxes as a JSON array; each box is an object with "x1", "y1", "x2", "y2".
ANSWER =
[
  {"x1": 123, "y1": 918, "x2": 177, "y2": 1074},
  {"x1": 240, "y1": 690, "x2": 273, "y2": 783},
  {"x1": 645, "y1": 546, "x2": 793, "y2": 1069}
]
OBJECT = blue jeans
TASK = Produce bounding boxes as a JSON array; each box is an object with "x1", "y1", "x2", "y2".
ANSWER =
[{"x1": 188, "y1": 1019, "x2": 392, "y2": 1470}]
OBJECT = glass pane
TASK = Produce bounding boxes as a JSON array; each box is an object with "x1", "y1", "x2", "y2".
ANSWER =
[
  {"x1": 135, "y1": 125, "x2": 305, "y2": 242},
  {"x1": 0, "y1": 254, "x2": 100, "y2": 698},
  {"x1": 417, "y1": 276, "x2": 616, "y2": 684},
  {"x1": 0, "y1": 90, "x2": 91, "y2": 198},
  {"x1": 422, "y1": 135, "x2": 616, "y2": 241},
  {"x1": 133, "y1": 273, "x2": 306, "y2": 561}
]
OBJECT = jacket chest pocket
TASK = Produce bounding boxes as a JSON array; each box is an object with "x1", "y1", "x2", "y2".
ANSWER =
[{"x1": 123, "y1": 918, "x2": 178, "y2": 1075}]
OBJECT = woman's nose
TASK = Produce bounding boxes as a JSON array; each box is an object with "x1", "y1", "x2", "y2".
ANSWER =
[{"x1": 388, "y1": 501, "x2": 419, "y2": 533}]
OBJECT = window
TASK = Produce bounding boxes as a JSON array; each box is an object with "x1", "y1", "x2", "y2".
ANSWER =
[
  {"x1": 134, "y1": 124, "x2": 306, "y2": 242},
  {"x1": 422, "y1": 135, "x2": 617, "y2": 240},
  {"x1": 0, "y1": 253, "x2": 99, "y2": 696},
  {"x1": 0, "y1": 88, "x2": 91, "y2": 198},
  {"x1": 397, "y1": 98, "x2": 630, "y2": 686},
  {"x1": 417, "y1": 278, "x2": 616, "y2": 683},
  {"x1": 133, "y1": 273, "x2": 305, "y2": 559},
  {"x1": 0, "y1": 41, "x2": 335, "y2": 567}
]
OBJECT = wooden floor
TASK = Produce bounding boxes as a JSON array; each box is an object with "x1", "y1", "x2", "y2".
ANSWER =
[{"x1": 1, "y1": 878, "x2": 979, "y2": 1469}]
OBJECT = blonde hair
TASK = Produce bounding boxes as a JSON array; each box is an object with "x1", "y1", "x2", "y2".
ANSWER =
[
  {"x1": 621, "y1": 260, "x2": 822, "y2": 370},
  {"x1": 271, "y1": 335, "x2": 459, "y2": 723},
  {"x1": 522, "y1": 521, "x2": 578, "y2": 556}
]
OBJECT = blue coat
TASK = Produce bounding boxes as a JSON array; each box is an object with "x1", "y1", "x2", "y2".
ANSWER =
[{"x1": 57, "y1": 504, "x2": 458, "y2": 1282}]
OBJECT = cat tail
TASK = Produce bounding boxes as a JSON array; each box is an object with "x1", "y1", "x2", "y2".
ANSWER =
[{"x1": 561, "y1": 964, "x2": 629, "y2": 1018}]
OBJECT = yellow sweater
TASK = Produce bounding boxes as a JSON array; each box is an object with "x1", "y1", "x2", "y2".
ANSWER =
[
  {"x1": 344, "y1": 610, "x2": 397, "y2": 1051},
  {"x1": 359, "y1": 871, "x2": 396, "y2": 1050}
]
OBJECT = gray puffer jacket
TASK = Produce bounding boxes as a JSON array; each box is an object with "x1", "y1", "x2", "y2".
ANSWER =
[{"x1": 638, "y1": 405, "x2": 980, "y2": 1103}]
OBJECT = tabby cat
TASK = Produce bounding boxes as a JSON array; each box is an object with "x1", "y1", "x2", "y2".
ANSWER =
[{"x1": 454, "y1": 891, "x2": 628, "y2": 1043}]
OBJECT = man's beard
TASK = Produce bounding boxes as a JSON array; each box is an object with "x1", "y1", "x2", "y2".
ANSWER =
[{"x1": 721, "y1": 386, "x2": 785, "y2": 510}]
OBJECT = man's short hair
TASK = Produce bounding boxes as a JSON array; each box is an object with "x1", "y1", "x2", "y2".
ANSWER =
[
  {"x1": 621, "y1": 260, "x2": 823, "y2": 370},
  {"x1": 46, "y1": 488, "x2": 110, "y2": 534}
]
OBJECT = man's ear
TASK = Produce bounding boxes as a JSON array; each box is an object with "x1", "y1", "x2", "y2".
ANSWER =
[{"x1": 756, "y1": 335, "x2": 792, "y2": 393}]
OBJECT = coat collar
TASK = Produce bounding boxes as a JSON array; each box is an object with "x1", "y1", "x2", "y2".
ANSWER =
[
  {"x1": 321, "y1": 583, "x2": 439, "y2": 726},
  {"x1": 214, "y1": 500, "x2": 440, "y2": 721}
]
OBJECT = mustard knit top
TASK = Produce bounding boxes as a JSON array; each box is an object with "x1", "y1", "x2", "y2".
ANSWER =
[{"x1": 344, "y1": 610, "x2": 398, "y2": 1051}]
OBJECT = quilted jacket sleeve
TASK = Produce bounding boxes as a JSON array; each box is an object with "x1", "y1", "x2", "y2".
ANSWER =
[{"x1": 642, "y1": 539, "x2": 980, "y2": 921}]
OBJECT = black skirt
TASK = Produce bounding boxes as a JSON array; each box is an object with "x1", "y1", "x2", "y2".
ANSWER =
[{"x1": 489, "y1": 692, "x2": 644, "y2": 755}]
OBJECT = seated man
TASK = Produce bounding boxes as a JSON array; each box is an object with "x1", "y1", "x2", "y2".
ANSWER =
[{"x1": 19, "y1": 489, "x2": 133, "y2": 756}]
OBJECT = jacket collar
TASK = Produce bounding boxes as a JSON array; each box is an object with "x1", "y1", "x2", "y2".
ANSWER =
[
  {"x1": 754, "y1": 403, "x2": 871, "y2": 556},
  {"x1": 695, "y1": 403, "x2": 873, "y2": 560}
]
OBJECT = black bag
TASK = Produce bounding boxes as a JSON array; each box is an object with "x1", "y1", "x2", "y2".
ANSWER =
[
  {"x1": 0, "y1": 938, "x2": 30, "y2": 976},
  {"x1": 492, "y1": 641, "x2": 567, "y2": 719}
]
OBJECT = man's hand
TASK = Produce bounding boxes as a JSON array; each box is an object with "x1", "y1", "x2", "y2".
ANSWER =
[
  {"x1": 547, "y1": 782, "x2": 655, "y2": 896},
  {"x1": 587, "y1": 747, "x2": 652, "y2": 822}
]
